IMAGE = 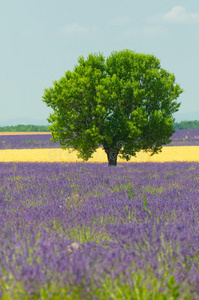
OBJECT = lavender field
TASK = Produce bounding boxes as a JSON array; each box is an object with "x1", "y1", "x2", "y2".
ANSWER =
[
  {"x1": 169, "y1": 129, "x2": 199, "y2": 146},
  {"x1": 1, "y1": 161, "x2": 199, "y2": 299},
  {"x1": 0, "y1": 134, "x2": 61, "y2": 149},
  {"x1": 1, "y1": 129, "x2": 199, "y2": 149}
]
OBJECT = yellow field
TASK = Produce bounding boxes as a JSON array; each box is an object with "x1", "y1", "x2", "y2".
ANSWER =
[
  {"x1": 0, "y1": 146, "x2": 199, "y2": 163},
  {"x1": 0, "y1": 132, "x2": 198, "y2": 163}
]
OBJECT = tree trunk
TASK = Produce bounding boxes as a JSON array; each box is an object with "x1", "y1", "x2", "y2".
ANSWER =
[{"x1": 105, "y1": 148, "x2": 119, "y2": 166}]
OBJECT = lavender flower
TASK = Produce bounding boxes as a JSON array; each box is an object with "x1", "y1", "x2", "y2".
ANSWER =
[{"x1": 0, "y1": 161, "x2": 199, "y2": 298}]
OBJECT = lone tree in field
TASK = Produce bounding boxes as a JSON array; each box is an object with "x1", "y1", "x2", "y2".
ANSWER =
[{"x1": 42, "y1": 49, "x2": 183, "y2": 166}]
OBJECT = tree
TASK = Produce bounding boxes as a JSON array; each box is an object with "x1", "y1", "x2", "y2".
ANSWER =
[
  {"x1": 42, "y1": 49, "x2": 183, "y2": 166},
  {"x1": 174, "y1": 120, "x2": 199, "y2": 130}
]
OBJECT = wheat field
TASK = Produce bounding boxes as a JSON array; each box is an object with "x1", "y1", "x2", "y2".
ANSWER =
[
  {"x1": 1, "y1": 147, "x2": 199, "y2": 163},
  {"x1": 0, "y1": 132, "x2": 198, "y2": 163}
]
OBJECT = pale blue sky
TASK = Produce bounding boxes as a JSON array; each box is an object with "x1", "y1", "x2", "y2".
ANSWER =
[{"x1": 1, "y1": 0, "x2": 199, "y2": 125}]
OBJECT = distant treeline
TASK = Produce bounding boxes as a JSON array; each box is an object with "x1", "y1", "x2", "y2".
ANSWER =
[
  {"x1": 0, "y1": 124, "x2": 51, "y2": 132},
  {"x1": 1, "y1": 121, "x2": 199, "y2": 132},
  {"x1": 173, "y1": 120, "x2": 199, "y2": 130}
]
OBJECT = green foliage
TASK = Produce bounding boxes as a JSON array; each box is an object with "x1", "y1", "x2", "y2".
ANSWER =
[
  {"x1": 42, "y1": 49, "x2": 183, "y2": 166},
  {"x1": 0, "y1": 272, "x2": 183, "y2": 300},
  {"x1": 1, "y1": 121, "x2": 198, "y2": 133},
  {"x1": 142, "y1": 193, "x2": 152, "y2": 216},
  {"x1": 0, "y1": 125, "x2": 50, "y2": 132},
  {"x1": 173, "y1": 120, "x2": 199, "y2": 130},
  {"x1": 127, "y1": 180, "x2": 138, "y2": 200}
]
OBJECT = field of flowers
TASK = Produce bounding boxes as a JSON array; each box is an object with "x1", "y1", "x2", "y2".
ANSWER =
[
  {"x1": 1, "y1": 130, "x2": 199, "y2": 163},
  {"x1": 0, "y1": 161, "x2": 199, "y2": 299},
  {"x1": 1, "y1": 129, "x2": 199, "y2": 149},
  {"x1": 0, "y1": 133, "x2": 60, "y2": 149},
  {"x1": 1, "y1": 130, "x2": 199, "y2": 299}
]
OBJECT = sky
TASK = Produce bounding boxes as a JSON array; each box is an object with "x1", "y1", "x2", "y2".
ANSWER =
[{"x1": 1, "y1": 0, "x2": 199, "y2": 125}]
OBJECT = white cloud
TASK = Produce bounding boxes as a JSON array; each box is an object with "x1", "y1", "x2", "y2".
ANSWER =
[
  {"x1": 163, "y1": 6, "x2": 199, "y2": 23},
  {"x1": 122, "y1": 28, "x2": 139, "y2": 38},
  {"x1": 142, "y1": 26, "x2": 168, "y2": 37},
  {"x1": 109, "y1": 16, "x2": 131, "y2": 27},
  {"x1": 59, "y1": 23, "x2": 88, "y2": 37},
  {"x1": 149, "y1": 6, "x2": 199, "y2": 24},
  {"x1": 122, "y1": 26, "x2": 168, "y2": 39}
]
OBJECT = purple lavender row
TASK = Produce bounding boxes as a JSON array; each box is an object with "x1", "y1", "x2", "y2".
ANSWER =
[
  {"x1": 1, "y1": 129, "x2": 199, "y2": 150},
  {"x1": 0, "y1": 134, "x2": 90, "y2": 149},
  {"x1": 166, "y1": 128, "x2": 199, "y2": 146},
  {"x1": 0, "y1": 134, "x2": 61, "y2": 149},
  {"x1": 0, "y1": 161, "x2": 199, "y2": 298}
]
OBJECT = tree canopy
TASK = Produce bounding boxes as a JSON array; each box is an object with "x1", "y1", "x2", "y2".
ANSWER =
[{"x1": 42, "y1": 49, "x2": 183, "y2": 166}]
